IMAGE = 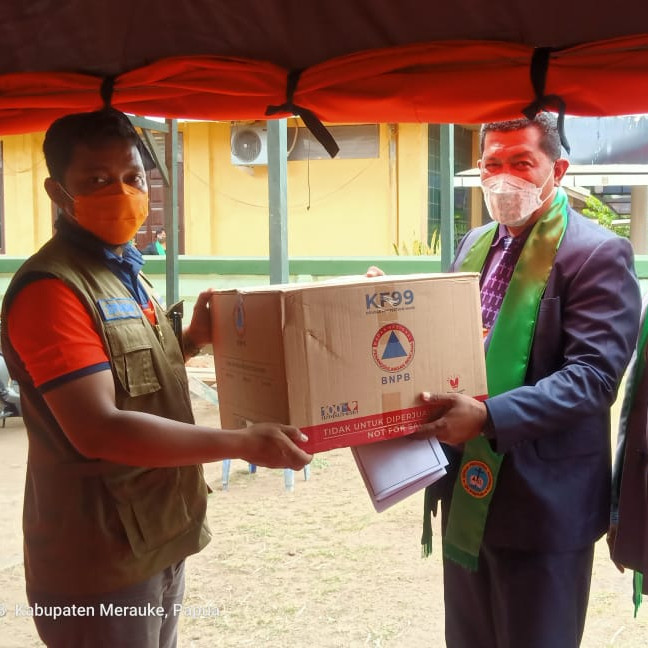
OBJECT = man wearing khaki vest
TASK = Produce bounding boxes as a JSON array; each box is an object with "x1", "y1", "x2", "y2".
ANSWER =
[{"x1": 1, "y1": 108, "x2": 312, "y2": 648}]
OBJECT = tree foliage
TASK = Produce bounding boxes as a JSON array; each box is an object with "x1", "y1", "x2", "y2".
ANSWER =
[{"x1": 582, "y1": 195, "x2": 630, "y2": 238}]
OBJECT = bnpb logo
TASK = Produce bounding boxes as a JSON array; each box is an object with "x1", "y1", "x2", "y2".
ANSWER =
[{"x1": 371, "y1": 323, "x2": 415, "y2": 372}]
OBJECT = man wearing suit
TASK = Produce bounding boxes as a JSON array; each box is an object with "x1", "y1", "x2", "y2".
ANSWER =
[
  {"x1": 607, "y1": 293, "x2": 648, "y2": 612},
  {"x1": 418, "y1": 113, "x2": 641, "y2": 647}
]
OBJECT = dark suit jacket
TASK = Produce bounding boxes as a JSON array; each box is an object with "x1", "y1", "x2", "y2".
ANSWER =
[
  {"x1": 611, "y1": 298, "x2": 648, "y2": 584},
  {"x1": 436, "y1": 207, "x2": 641, "y2": 552}
]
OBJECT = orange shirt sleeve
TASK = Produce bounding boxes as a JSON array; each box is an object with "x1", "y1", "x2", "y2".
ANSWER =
[{"x1": 7, "y1": 278, "x2": 110, "y2": 390}]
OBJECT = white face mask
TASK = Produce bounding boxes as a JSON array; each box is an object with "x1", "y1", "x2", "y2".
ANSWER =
[{"x1": 481, "y1": 167, "x2": 555, "y2": 227}]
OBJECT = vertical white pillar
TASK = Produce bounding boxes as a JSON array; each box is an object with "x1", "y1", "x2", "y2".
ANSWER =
[
  {"x1": 267, "y1": 118, "x2": 288, "y2": 285},
  {"x1": 630, "y1": 186, "x2": 648, "y2": 254}
]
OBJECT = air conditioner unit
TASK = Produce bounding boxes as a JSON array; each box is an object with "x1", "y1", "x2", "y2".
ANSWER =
[{"x1": 231, "y1": 124, "x2": 268, "y2": 165}]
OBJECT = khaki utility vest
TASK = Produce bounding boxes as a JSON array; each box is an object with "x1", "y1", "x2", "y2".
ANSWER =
[{"x1": 1, "y1": 232, "x2": 211, "y2": 596}]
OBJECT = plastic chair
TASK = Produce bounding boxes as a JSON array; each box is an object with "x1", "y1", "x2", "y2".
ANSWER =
[{"x1": 221, "y1": 460, "x2": 310, "y2": 491}]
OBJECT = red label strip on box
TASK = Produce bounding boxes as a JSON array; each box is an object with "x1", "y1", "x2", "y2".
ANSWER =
[
  {"x1": 299, "y1": 394, "x2": 488, "y2": 454},
  {"x1": 298, "y1": 405, "x2": 415, "y2": 453}
]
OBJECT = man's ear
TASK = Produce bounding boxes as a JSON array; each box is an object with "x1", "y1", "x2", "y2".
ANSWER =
[
  {"x1": 44, "y1": 177, "x2": 70, "y2": 211},
  {"x1": 553, "y1": 159, "x2": 569, "y2": 185}
]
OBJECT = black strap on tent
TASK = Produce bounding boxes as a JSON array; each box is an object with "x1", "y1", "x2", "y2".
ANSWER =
[
  {"x1": 99, "y1": 76, "x2": 156, "y2": 171},
  {"x1": 100, "y1": 76, "x2": 115, "y2": 109},
  {"x1": 266, "y1": 68, "x2": 340, "y2": 158},
  {"x1": 522, "y1": 48, "x2": 571, "y2": 154}
]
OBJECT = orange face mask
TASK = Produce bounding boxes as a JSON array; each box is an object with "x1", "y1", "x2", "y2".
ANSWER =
[{"x1": 62, "y1": 182, "x2": 149, "y2": 245}]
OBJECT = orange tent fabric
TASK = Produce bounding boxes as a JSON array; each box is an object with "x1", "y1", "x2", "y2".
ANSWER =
[{"x1": 0, "y1": 33, "x2": 648, "y2": 133}]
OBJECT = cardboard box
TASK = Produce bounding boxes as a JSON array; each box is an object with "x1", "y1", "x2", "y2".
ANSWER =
[{"x1": 210, "y1": 273, "x2": 487, "y2": 454}]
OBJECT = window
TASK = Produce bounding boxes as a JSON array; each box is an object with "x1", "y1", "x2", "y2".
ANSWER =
[
  {"x1": 428, "y1": 125, "x2": 473, "y2": 249},
  {"x1": 287, "y1": 124, "x2": 379, "y2": 161}
]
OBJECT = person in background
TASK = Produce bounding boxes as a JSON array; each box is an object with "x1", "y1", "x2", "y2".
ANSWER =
[
  {"x1": 142, "y1": 227, "x2": 166, "y2": 255},
  {"x1": 608, "y1": 293, "x2": 648, "y2": 616},
  {"x1": 369, "y1": 112, "x2": 640, "y2": 647},
  {"x1": 1, "y1": 108, "x2": 311, "y2": 648}
]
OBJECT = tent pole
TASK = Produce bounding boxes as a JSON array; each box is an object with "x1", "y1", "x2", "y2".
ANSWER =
[
  {"x1": 267, "y1": 119, "x2": 288, "y2": 285},
  {"x1": 440, "y1": 124, "x2": 455, "y2": 271},
  {"x1": 267, "y1": 117, "x2": 295, "y2": 490},
  {"x1": 164, "y1": 118, "x2": 180, "y2": 304}
]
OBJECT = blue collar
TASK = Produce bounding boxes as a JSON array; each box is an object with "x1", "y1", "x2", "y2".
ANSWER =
[
  {"x1": 56, "y1": 217, "x2": 149, "y2": 306},
  {"x1": 102, "y1": 244, "x2": 149, "y2": 307}
]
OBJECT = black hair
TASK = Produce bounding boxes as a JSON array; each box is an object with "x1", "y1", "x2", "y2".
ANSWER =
[
  {"x1": 479, "y1": 112, "x2": 563, "y2": 161},
  {"x1": 43, "y1": 108, "x2": 154, "y2": 182}
]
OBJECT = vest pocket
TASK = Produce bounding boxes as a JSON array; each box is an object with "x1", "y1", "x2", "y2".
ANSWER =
[
  {"x1": 103, "y1": 468, "x2": 194, "y2": 557},
  {"x1": 104, "y1": 319, "x2": 161, "y2": 396}
]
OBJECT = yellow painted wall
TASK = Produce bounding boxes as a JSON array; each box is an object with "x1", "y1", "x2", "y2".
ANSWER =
[
  {"x1": 0, "y1": 122, "x2": 431, "y2": 257},
  {"x1": 182, "y1": 121, "x2": 429, "y2": 256},
  {"x1": 3, "y1": 133, "x2": 51, "y2": 254},
  {"x1": 395, "y1": 124, "x2": 429, "y2": 252},
  {"x1": 470, "y1": 129, "x2": 484, "y2": 228}
]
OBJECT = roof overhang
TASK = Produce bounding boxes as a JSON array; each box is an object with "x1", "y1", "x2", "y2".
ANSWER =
[{"x1": 455, "y1": 165, "x2": 648, "y2": 188}]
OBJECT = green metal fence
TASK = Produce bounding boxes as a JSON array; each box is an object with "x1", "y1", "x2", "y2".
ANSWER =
[{"x1": 1, "y1": 255, "x2": 647, "y2": 313}]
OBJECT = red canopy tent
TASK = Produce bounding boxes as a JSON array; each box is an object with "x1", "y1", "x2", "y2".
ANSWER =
[
  {"x1": 1, "y1": 1, "x2": 648, "y2": 132},
  {"x1": 3, "y1": 1, "x2": 648, "y2": 297}
]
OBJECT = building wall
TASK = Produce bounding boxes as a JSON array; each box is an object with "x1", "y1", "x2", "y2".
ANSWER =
[
  {"x1": 0, "y1": 122, "x2": 430, "y2": 257},
  {"x1": 3, "y1": 133, "x2": 50, "y2": 254},
  {"x1": 180, "y1": 121, "x2": 428, "y2": 257}
]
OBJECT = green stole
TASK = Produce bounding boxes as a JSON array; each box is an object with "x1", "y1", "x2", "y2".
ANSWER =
[
  {"x1": 427, "y1": 189, "x2": 568, "y2": 570},
  {"x1": 618, "y1": 310, "x2": 648, "y2": 616}
]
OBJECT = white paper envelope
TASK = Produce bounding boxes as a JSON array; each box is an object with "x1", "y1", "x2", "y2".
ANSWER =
[{"x1": 352, "y1": 435, "x2": 449, "y2": 512}]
